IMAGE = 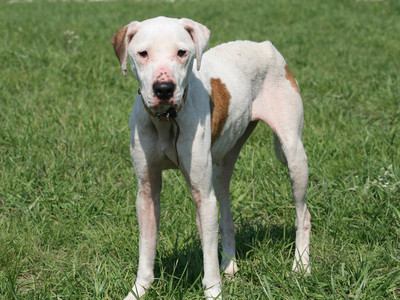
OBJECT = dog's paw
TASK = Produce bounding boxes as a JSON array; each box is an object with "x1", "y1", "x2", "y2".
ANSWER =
[
  {"x1": 221, "y1": 259, "x2": 238, "y2": 278},
  {"x1": 292, "y1": 260, "x2": 311, "y2": 274},
  {"x1": 204, "y1": 283, "x2": 223, "y2": 300},
  {"x1": 124, "y1": 291, "x2": 138, "y2": 300},
  {"x1": 124, "y1": 281, "x2": 149, "y2": 300}
]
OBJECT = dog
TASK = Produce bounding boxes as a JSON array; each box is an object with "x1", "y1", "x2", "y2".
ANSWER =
[{"x1": 111, "y1": 16, "x2": 311, "y2": 299}]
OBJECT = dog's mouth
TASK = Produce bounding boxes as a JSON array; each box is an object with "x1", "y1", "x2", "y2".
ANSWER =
[
  {"x1": 140, "y1": 84, "x2": 187, "y2": 116},
  {"x1": 139, "y1": 89, "x2": 175, "y2": 111},
  {"x1": 148, "y1": 97, "x2": 176, "y2": 113}
]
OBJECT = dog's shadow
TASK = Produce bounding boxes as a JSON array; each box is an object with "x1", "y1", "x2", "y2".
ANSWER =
[{"x1": 155, "y1": 215, "x2": 296, "y2": 289}]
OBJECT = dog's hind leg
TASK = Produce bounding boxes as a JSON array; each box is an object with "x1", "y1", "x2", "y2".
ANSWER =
[
  {"x1": 273, "y1": 133, "x2": 287, "y2": 166},
  {"x1": 252, "y1": 65, "x2": 311, "y2": 273},
  {"x1": 274, "y1": 128, "x2": 311, "y2": 273},
  {"x1": 212, "y1": 121, "x2": 258, "y2": 276}
]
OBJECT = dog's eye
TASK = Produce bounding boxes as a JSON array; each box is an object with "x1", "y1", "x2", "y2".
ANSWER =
[
  {"x1": 177, "y1": 50, "x2": 187, "y2": 58},
  {"x1": 138, "y1": 51, "x2": 148, "y2": 58}
]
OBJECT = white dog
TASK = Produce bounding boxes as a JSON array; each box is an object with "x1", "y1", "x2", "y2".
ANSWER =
[{"x1": 111, "y1": 17, "x2": 311, "y2": 299}]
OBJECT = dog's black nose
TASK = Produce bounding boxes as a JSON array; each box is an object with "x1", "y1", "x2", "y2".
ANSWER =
[{"x1": 153, "y1": 82, "x2": 175, "y2": 101}]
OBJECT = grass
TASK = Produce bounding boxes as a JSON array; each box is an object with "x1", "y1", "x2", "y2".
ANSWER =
[{"x1": 1, "y1": 0, "x2": 399, "y2": 298}]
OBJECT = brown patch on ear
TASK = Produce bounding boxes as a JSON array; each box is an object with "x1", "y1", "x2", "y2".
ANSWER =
[
  {"x1": 285, "y1": 65, "x2": 300, "y2": 94},
  {"x1": 111, "y1": 25, "x2": 128, "y2": 67},
  {"x1": 210, "y1": 78, "x2": 231, "y2": 145}
]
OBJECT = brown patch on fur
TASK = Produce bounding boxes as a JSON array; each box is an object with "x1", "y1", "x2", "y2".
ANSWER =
[
  {"x1": 210, "y1": 78, "x2": 231, "y2": 145},
  {"x1": 111, "y1": 25, "x2": 128, "y2": 66},
  {"x1": 285, "y1": 65, "x2": 300, "y2": 94}
]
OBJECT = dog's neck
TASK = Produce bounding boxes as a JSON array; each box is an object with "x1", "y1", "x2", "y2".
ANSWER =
[{"x1": 138, "y1": 87, "x2": 189, "y2": 167}]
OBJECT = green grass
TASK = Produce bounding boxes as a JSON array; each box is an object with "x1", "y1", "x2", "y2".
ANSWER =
[{"x1": 1, "y1": 0, "x2": 399, "y2": 299}]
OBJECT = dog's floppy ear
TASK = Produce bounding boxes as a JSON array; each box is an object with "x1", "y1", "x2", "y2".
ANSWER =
[
  {"x1": 110, "y1": 21, "x2": 140, "y2": 76},
  {"x1": 180, "y1": 18, "x2": 210, "y2": 71}
]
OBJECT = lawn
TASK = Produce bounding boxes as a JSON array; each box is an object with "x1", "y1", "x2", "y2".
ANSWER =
[{"x1": 0, "y1": 0, "x2": 399, "y2": 299}]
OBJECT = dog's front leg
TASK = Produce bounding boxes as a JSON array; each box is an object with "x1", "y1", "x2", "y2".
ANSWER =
[
  {"x1": 192, "y1": 188, "x2": 222, "y2": 299},
  {"x1": 126, "y1": 167, "x2": 162, "y2": 299},
  {"x1": 182, "y1": 156, "x2": 222, "y2": 299}
]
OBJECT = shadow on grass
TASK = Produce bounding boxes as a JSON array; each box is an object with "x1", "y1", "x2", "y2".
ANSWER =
[
  {"x1": 154, "y1": 215, "x2": 296, "y2": 290},
  {"x1": 154, "y1": 232, "x2": 204, "y2": 290},
  {"x1": 235, "y1": 216, "x2": 296, "y2": 260}
]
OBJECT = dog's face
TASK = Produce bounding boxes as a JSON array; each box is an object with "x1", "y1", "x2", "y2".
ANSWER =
[{"x1": 111, "y1": 17, "x2": 210, "y2": 112}]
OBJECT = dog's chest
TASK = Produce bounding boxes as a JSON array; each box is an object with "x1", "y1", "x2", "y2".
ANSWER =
[{"x1": 156, "y1": 123, "x2": 179, "y2": 166}]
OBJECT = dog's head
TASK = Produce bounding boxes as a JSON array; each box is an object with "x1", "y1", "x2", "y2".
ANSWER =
[{"x1": 111, "y1": 17, "x2": 210, "y2": 112}]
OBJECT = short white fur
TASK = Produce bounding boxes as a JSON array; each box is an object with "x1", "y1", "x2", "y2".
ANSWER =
[{"x1": 111, "y1": 16, "x2": 311, "y2": 300}]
